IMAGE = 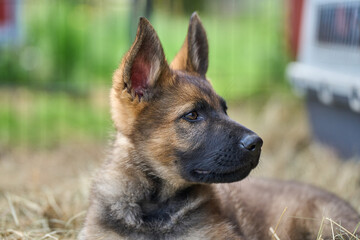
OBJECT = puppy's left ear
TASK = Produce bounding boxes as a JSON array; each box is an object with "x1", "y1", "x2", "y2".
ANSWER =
[{"x1": 171, "y1": 12, "x2": 209, "y2": 76}]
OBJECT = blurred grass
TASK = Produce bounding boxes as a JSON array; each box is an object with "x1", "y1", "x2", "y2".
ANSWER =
[
  {"x1": 0, "y1": 88, "x2": 111, "y2": 148},
  {"x1": 0, "y1": 0, "x2": 288, "y2": 148}
]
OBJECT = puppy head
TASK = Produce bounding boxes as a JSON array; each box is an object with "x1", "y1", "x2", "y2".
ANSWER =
[{"x1": 111, "y1": 13, "x2": 262, "y2": 185}]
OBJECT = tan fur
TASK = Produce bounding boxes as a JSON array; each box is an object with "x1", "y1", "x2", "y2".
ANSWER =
[
  {"x1": 80, "y1": 13, "x2": 360, "y2": 240},
  {"x1": 170, "y1": 36, "x2": 188, "y2": 71}
]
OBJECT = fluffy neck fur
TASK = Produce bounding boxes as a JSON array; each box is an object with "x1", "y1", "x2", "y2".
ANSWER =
[{"x1": 92, "y1": 132, "x2": 212, "y2": 236}]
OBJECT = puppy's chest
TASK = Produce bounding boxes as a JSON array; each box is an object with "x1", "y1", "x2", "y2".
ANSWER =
[
  {"x1": 139, "y1": 195, "x2": 186, "y2": 224},
  {"x1": 102, "y1": 188, "x2": 208, "y2": 239}
]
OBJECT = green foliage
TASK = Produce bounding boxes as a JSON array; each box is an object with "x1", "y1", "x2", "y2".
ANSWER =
[
  {"x1": 0, "y1": 0, "x2": 287, "y2": 97},
  {"x1": 0, "y1": 48, "x2": 28, "y2": 85},
  {"x1": 0, "y1": 0, "x2": 288, "y2": 147},
  {"x1": 1, "y1": 1, "x2": 131, "y2": 91},
  {"x1": 152, "y1": 4, "x2": 288, "y2": 100}
]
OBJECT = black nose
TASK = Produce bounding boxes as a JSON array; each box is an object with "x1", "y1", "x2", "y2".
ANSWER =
[{"x1": 240, "y1": 135, "x2": 263, "y2": 152}]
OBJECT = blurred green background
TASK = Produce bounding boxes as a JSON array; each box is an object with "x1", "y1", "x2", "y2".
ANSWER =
[{"x1": 0, "y1": 0, "x2": 288, "y2": 148}]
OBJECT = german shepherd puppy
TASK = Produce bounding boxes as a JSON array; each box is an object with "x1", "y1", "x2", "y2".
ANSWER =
[{"x1": 80, "y1": 13, "x2": 360, "y2": 240}]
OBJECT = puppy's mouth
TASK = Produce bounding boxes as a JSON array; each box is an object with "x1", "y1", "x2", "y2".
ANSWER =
[
  {"x1": 194, "y1": 169, "x2": 211, "y2": 174},
  {"x1": 190, "y1": 163, "x2": 254, "y2": 183},
  {"x1": 193, "y1": 163, "x2": 251, "y2": 176}
]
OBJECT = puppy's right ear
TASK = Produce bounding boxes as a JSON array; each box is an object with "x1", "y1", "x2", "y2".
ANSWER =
[{"x1": 113, "y1": 17, "x2": 169, "y2": 101}]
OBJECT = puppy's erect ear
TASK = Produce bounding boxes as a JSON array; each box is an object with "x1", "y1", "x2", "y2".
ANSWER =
[
  {"x1": 170, "y1": 12, "x2": 209, "y2": 76},
  {"x1": 115, "y1": 17, "x2": 169, "y2": 101}
]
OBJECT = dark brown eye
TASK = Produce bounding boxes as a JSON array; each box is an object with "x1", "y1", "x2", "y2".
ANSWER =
[{"x1": 184, "y1": 111, "x2": 198, "y2": 121}]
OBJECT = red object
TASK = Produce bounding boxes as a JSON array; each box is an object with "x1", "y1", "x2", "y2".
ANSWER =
[
  {"x1": 286, "y1": 0, "x2": 304, "y2": 59},
  {"x1": 0, "y1": 0, "x2": 13, "y2": 26}
]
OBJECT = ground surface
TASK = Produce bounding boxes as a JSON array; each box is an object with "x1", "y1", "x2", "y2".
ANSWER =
[{"x1": 1, "y1": 94, "x2": 359, "y2": 239}]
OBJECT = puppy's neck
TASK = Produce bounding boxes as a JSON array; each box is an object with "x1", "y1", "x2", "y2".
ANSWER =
[
  {"x1": 96, "y1": 132, "x2": 213, "y2": 234},
  {"x1": 112, "y1": 132, "x2": 194, "y2": 202}
]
